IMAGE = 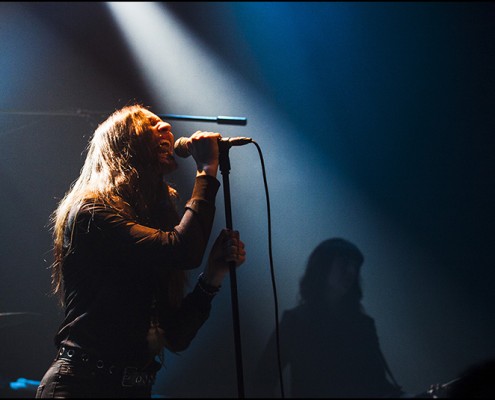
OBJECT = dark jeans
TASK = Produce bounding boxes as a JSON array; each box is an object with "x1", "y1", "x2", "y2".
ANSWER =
[{"x1": 35, "y1": 359, "x2": 153, "y2": 398}]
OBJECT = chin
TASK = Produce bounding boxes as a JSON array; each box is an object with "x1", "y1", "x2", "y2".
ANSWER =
[{"x1": 160, "y1": 160, "x2": 179, "y2": 175}]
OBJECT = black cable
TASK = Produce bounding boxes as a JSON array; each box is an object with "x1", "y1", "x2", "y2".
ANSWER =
[{"x1": 251, "y1": 140, "x2": 285, "y2": 398}]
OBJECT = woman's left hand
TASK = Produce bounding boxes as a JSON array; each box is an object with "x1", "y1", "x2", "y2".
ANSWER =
[{"x1": 202, "y1": 229, "x2": 246, "y2": 287}]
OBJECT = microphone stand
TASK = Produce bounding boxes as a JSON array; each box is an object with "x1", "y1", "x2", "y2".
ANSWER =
[
  {"x1": 219, "y1": 141, "x2": 245, "y2": 398},
  {"x1": 163, "y1": 112, "x2": 248, "y2": 397},
  {"x1": 162, "y1": 112, "x2": 247, "y2": 397}
]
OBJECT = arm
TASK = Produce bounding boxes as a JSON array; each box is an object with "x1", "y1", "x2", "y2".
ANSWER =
[
  {"x1": 72, "y1": 174, "x2": 220, "y2": 270},
  {"x1": 159, "y1": 228, "x2": 247, "y2": 352}
]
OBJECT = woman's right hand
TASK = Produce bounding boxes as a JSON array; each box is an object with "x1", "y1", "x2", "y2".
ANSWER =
[{"x1": 187, "y1": 131, "x2": 221, "y2": 177}]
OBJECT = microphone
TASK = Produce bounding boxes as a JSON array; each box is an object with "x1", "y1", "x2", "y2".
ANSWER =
[{"x1": 174, "y1": 136, "x2": 252, "y2": 158}]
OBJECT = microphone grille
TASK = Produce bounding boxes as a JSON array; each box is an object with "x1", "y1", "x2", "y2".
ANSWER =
[{"x1": 174, "y1": 137, "x2": 190, "y2": 158}]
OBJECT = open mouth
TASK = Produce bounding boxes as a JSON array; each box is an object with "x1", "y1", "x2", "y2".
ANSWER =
[
  {"x1": 157, "y1": 140, "x2": 173, "y2": 155},
  {"x1": 157, "y1": 140, "x2": 176, "y2": 163}
]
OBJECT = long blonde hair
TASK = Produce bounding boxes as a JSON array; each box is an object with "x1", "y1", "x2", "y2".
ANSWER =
[{"x1": 50, "y1": 104, "x2": 185, "y2": 307}]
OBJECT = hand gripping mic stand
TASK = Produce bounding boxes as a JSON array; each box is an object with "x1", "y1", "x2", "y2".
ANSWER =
[{"x1": 161, "y1": 113, "x2": 247, "y2": 398}]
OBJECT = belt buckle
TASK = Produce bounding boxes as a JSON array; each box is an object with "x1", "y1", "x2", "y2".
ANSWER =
[{"x1": 121, "y1": 367, "x2": 138, "y2": 387}]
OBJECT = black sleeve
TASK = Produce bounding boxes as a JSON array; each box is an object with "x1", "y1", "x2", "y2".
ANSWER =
[
  {"x1": 157, "y1": 281, "x2": 218, "y2": 353},
  {"x1": 72, "y1": 175, "x2": 220, "y2": 270}
]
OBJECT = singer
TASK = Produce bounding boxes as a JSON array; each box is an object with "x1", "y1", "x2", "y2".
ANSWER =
[{"x1": 36, "y1": 104, "x2": 246, "y2": 398}]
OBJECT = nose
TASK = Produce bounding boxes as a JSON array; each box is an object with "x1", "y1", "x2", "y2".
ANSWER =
[
  {"x1": 158, "y1": 121, "x2": 171, "y2": 133},
  {"x1": 158, "y1": 122, "x2": 174, "y2": 141}
]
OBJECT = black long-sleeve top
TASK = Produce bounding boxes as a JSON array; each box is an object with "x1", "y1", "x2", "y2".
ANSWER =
[{"x1": 54, "y1": 175, "x2": 220, "y2": 367}]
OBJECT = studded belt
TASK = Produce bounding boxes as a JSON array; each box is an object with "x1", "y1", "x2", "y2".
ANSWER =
[{"x1": 56, "y1": 345, "x2": 157, "y2": 387}]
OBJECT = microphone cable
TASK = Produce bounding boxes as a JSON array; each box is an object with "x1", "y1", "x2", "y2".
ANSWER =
[{"x1": 250, "y1": 140, "x2": 285, "y2": 398}]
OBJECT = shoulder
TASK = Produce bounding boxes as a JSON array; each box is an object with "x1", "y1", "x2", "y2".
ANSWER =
[
  {"x1": 68, "y1": 198, "x2": 134, "y2": 230},
  {"x1": 80, "y1": 197, "x2": 134, "y2": 217},
  {"x1": 352, "y1": 310, "x2": 376, "y2": 327},
  {"x1": 352, "y1": 312, "x2": 380, "y2": 338},
  {"x1": 73, "y1": 200, "x2": 111, "y2": 221}
]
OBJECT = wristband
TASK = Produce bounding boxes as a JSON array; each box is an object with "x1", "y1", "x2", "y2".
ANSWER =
[{"x1": 197, "y1": 272, "x2": 221, "y2": 296}]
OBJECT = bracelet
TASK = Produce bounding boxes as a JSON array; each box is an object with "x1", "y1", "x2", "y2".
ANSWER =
[{"x1": 197, "y1": 272, "x2": 221, "y2": 296}]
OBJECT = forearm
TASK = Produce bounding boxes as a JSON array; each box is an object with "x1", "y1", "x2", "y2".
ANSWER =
[
  {"x1": 160, "y1": 280, "x2": 217, "y2": 352},
  {"x1": 172, "y1": 174, "x2": 220, "y2": 268}
]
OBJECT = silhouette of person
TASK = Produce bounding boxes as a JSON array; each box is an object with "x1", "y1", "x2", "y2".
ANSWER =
[{"x1": 255, "y1": 238, "x2": 403, "y2": 398}]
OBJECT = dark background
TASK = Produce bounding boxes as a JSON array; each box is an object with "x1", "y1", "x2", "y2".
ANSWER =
[{"x1": 1, "y1": 2, "x2": 494, "y2": 397}]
